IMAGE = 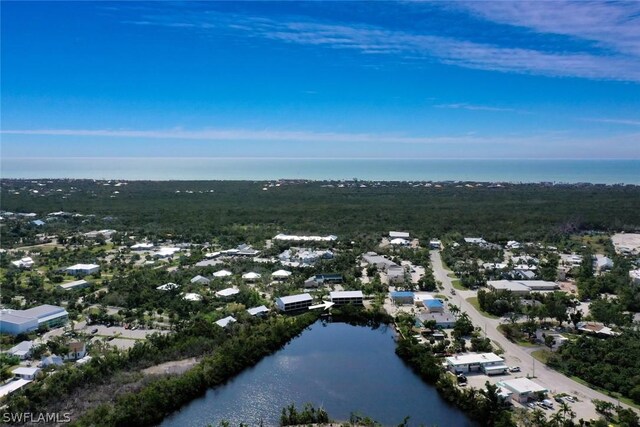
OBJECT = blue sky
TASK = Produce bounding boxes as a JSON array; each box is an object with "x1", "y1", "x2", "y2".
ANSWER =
[{"x1": 2, "y1": 1, "x2": 639, "y2": 159}]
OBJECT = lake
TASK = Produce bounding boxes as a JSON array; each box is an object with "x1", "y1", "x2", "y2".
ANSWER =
[{"x1": 160, "y1": 320, "x2": 474, "y2": 427}]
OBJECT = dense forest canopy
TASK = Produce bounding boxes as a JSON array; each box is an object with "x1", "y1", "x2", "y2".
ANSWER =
[{"x1": 2, "y1": 180, "x2": 639, "y2": 246}]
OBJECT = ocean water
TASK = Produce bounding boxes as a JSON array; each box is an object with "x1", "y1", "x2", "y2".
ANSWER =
[{"x1": 1, "y1": 158, "x2": 638, "y2": 184}]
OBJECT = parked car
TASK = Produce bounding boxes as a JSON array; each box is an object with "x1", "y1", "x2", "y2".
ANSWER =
[
  {"x1": 509, "y1": 366, "x2": 521, "y2": 373},
  {"x1": 91, "y1": 328, "x2": 99, "y2": 334}
]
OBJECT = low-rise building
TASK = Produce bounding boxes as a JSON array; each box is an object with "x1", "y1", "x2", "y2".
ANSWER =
[
  {"x1": 65, "y1": 341, "x2": 87, "y2": 361},
  {"x1": 40, "y1": 354, "x2": 64, "y2": 367},
  {"x1": 423, "y1": 299, "x2": 445, "y2": 313},
  {"x1": 66, "y1": 263, "x2": 100, "y2": 276},
  {"x1": 497, "y1": 378, "x2": 548, "y2": 403},
  {"x1": 487, "y1": 280, "x2": 558, "y2": 296},
  {"x1": 131, "y1": 242, "x2": 155, "y2": 251},
  {"x1": 271, "y1": 269, "x2": 292, "y2": 280},
  {"x1": 7, "y1": 341, "x2": 34, "y2": 359},
  {"x1": 215, "y1": 316, "x2": 237, "y2": 328},
  {"x1": 215, "y1": 287, "x2": 240, "y2": 298},
  {"x1": 247, "y1": 305, "x2": 270, "y2": 316},
  {"x1": 59, "y1": 279, "x2": 90, "y2": 291},
  {"x1": 12, "y1": 367, "x2": 41, "y2": 380},
  {"x1": 390, "y1": 291, "x2": 414, "y2": 305},
  {"x1": 418, "y1": 311, "x2": 456, "y2": 328},
  {"x1": 630, "y1": 269, "x2": 640, "y2": 286},
  {"x1": 330, "y1": 290, "x2": 363, "y2": 306},
  {"x1": 445, "y1": 353, "x2": 507, "y2": 375},
  {"x1": 11, "y1": 257, "x2": 34, "y2": 269},
  {"x1": 156, "y1": 282, "x2": 179, "y2": 291},
  {"x1": 0, "y1": 305, "x2": 69, "y2": 335},
  {"x1": 389, "y1": 231, "x2": 410, "y2": 239},
  {"x1": 387, "y1": 265, "x2": 407, "y2": 284},
  {"x1": 183, "y1": 293, "x2": 203, "y2": 302},
  {"x1": 275, "y1": 293, "x2": 313, "y2": 312},
  {"x1": 190, "y1": 275, "x2": 210, "y2": 285},
  {"x1": 212, "y1": 269, "x2": 233, "y2": 278},
  {"x1": 242, "y1": 272, "x2": 262, "y2": 282},
  {"x1": 362, "y1": 252, "x2": 398, "y2": 271}
]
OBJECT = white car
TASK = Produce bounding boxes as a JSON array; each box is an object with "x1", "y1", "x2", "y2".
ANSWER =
[{"x1": 509, "y1": 366, "x2": 521, "y2": 373}]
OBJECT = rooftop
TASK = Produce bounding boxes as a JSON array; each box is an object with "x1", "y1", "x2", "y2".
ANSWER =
[
  {"x1": 330, "y1": 290, "x2": 364, "y2": 299},
  {"x1": 446, "y1": 352, "x2": 504, "y2": 366},
  {"x1": 498, "y1": 378, "x2": 548, "y2": 394},
  {"x1": 277, "y1": 293, "x2": 312, "y2": 304}
]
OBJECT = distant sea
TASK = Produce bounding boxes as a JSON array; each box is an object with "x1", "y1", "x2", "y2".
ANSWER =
[{"x1": 1, "y1": 158, "x2": 639, "y2": 184}]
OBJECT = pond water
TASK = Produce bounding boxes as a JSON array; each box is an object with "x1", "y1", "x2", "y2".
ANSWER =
[{"x1": 161, "y1": 320, "x2": 474, "y2": 426}]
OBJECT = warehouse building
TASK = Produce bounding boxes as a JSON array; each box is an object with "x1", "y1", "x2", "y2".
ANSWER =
[
  {"x1": 66, "y1": 263, "x2": 100, "y2": 276},
  {"x1": 390, "y1": 291, "x2": 414, "y2": 305}
]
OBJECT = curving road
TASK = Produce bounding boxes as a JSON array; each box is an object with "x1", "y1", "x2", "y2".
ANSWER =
[{"x1": 430, "y1": 249, "x2": 636, "y2": 420}]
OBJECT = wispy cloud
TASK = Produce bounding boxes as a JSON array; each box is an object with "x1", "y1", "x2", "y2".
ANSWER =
[
  {"x1": 435, "y1": 103, "x2": 516, "y2": 112},
  {"x1": 3, "y1": 128, "x2": 639, "y2": 153},
  {"x1": 583, "y1": 118, "x2": 640, "y2": 127},
  {"x1": 452, "y1": 1, "x2": 640, "y2": 57},
  {"x1": 122, "y1": 5, "x2": 640, "y2": 82}
]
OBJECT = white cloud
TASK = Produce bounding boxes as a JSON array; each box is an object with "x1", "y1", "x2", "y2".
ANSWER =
[
  {"x1": 123, "y1": 7, "x2": 640, "y2": 82},
  {"x1": 583, "y1": 118, "x2": 640, "y2": 126}
]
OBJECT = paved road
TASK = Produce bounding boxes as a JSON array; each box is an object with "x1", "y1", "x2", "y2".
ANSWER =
[{"x1": 430, "y1": 249, "x2": 635, "y2": 420}]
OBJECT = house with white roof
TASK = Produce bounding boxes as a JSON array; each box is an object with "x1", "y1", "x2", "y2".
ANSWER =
[
  {"x1": 7, "y1": 341, "x2": 34, "y2": 360},
  {"x1": 11, "y1": 257, "x2": 34, "y2": 269},
  {"x1": 273, "y1": 233, "x2": 337, "y2": 242},
  {"x1": 40, "y1": 354, "x2": 64, "y2": 367},
  {"x1": 12, "y1": 367, "x2": 41, "y2": 381},
  {"x1": 247, "y1": 305, "x2": 270, "y2": 316},
  {"x1": 190, "y1": 275, "x2": 210, "y2": 285},
  {"x1": 66, "y1": 263, "x2": 100, "y2": 276},
  {"x1": 183, "y1": 293, "x2": 203, "y2": 302},
  {"x1": 215, "y1": 316, "x2": 237, "y2": 328},
  {"x1": 271, "y1": 269, "x2": 292, "y2": 280},
  {"x1": 242, "y1": 272, "x2": 262, "y2": 282},
  {"x1": 389, "y1": 238, "x2": 410, "y2": 246},
  {"x1": 389, "y1": 231, "x2": 410, "y2": 239},
  {"x1": 275, "y1": 293, "x2": 313, "y2": 312},
  {"x1": 215, "y1": 287, "x2": 240, "y2": 298},
  {"x1": 156, "y1": 282, "x2": 180, "y2": 291},
  {"x1": 212, "y1": 269, "x2": 233, "y2": 278}
]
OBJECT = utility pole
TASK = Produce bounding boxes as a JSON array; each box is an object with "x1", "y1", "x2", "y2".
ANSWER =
[{"x1": 532, "y1": 355, "x2": 535, "y2": 378}]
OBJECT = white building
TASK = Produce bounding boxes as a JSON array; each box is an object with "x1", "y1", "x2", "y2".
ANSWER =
[
  {"x1": 66, "y1": 263, "x2": 100, "y2": 276},
  {"x1": 464, "y1": 237, "x2": 488, "y2": 245},
  {"x1": 389, "y1": 238, "x2": 410, "y2": 246},
  {"x1": 12, "y1": 367, "x2": 41, "y2": 381},
  {"x1": 329, "y1": 290, "x2": 363, "y2": 306},
  {"x1": 215, "y1": 287, "x2": 240, "y2": 298},
  {"x1": 215, "y1": 316, "x2": 237, "y2": 328},
  {"x1": 497, "y1": 378, "x2": 548, "y2": 403},
  {"x1": 153, "y1": 247, "x2": 181, "y2": 258},
  {"x1": 242, "y1": 272, "x2": 262, "y2": 282},
  {"x1": 183, "y1": 293, "x2": 203, "y2": 302},
  {"x1": 631, "y1": 269, "x2": 640, "y2": 286},
  {"x1": 213, "y1": 269, "x2": 233, "y2": 278},
  {"x1": 156, "y1": 282, "x2": 179, "y2": 291},
  {"x1": 131, "y1": 243, "x2": 155, "y2": 251},
  {"x1": 389, "y1": 231, "x2": 410, "y2": 239},
  {"x1": 271, "y1": 270, "x2": 292, "y2": 280},
  {"x1": 445, "y1": 353, "x2": 508, "y2": 375},
  {"x1": 11, "y1": 257, "x2": 34, "y2": 269},
  {"x1": 7, "y1": 341, "x2": 33, "y2": 359},
  {"x1": 273, "y1": 233, "x2": 337, "y2": 242},
  {"x1": 247, "y1": 305, "x2": 270, "y2": 316},
  {"x1": 276, "y1": 293, "x2": 313, "y2": 312},
  {"x1": 59, "y1": 279, "x2": 90, "y2": 291}
]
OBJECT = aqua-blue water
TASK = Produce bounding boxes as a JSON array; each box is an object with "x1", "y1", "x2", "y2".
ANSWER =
[
  {"x1": 1, "y1": 158, "x2": 638, "y2": 184},
  {"x1": 160, "y1": 321, "x2": 474, "y2": 427}
]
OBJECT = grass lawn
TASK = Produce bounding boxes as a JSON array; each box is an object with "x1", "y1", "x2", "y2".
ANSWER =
[
  {"x1": 531, "y1": 349, "x2": 553, "y2": 364},
  {"x1": 466, "y1": 297, "x2": 499, "y2": 319},
  {"x1": 450, "y1": 279, "x2": 466, "y2": 290}
]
